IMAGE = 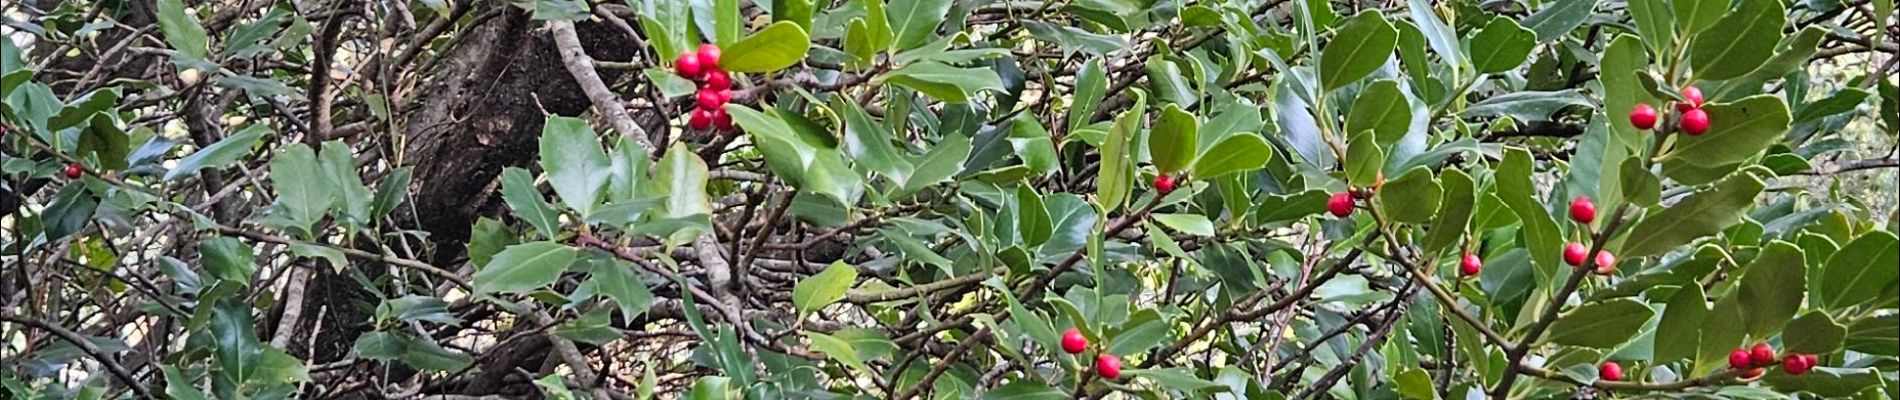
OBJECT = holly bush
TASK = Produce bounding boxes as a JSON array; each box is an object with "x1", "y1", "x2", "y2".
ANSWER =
[{"x1": 1, "y1": 0, "x2": 1896, "y2": 398}]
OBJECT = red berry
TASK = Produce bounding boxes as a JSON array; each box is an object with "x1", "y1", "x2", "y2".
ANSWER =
[
  {"x1": 712, "y1": 108, "x2": 734, "y2": 131},
  {"x1": 1460, "y1": 253, "x2": 1483, "y2": 277},
  {"x1": 1095, "y1": 354, "x2": 1122, "y2": 379},
  {"x1": 1749, "y1": 343, "x2": 1776, "y2": 366},
  {"x1": 1599, "y1": 362, "x2": 1623, "y2": 382},
  {"x1": 1629, "y1": 104, "x2": 1659, "y2": 130},
  {"x1": 1739, "y1": 368, "x2": 1764, "y2": 379},
  {"x1": 63, "y1": 163, "x2": 83, "y2": 179},
  {"x1": 1729, "y1": 349, "x2": 1753, "y2": 370},
  {"x1": 697, "y1": 89, "x2": 724, "y2": 110},
  {"x1": 1678, "y1": 86, "x2": 1705, "y2": 111},
  {"x1": 1569, "y1": 196, "x2": 1596, "y2": 224},
  {"x1": 704, "y1": 70, "x2": 732, "y2": 91},
  {"x1": 1563, "y1": 243, "x2": 1589, "y2": 267},
  {"x1": 697, "y1": 44, "x2": 722, "y2": 70},
  {"x1": 1153, "y1": 174, "x2": 1177, "y2": 194},
  {"x1": 1593, "y1": 251, "x2": 1617, "y2": 275},
  {"x1": 1061, "y1": 328, "x2": 1088, "y2": 354},
  {"x1": 1782, "y1": 354, "x2": 1811, "y2": 375},
  {"x1": 1327, "y1": 192, "x2": 1354, "y2": 218},
  {"x1": 1680, "y1": 108, "x2": 1711, "y2": 135},
  {"x1": 1800, "y1": 354, "x2": 1819, "y2": 368},
  {"x1": 715, "y1": 89, "x2": 733, "y2": 105},
  {"x1": 675, "y1": 52, "x2": 703, "y2": 78},
  {"x1": 688, "y1": 108, "x2": 715, "y2": 130}
]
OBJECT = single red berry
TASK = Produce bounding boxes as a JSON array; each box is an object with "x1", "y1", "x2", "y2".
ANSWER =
[
  {"x1": 1678, "y1": 86, "x2": 1705, "y2": 112},
  {"x1": 1800, "y1": 354, "x2": 1819, "y2": 369},
  {"x1": 1095, "y1": 354, "x2": 1122, "y2": 379},
  {"x1": 1061, "y1": 328, "x2": 1089, "y2": 354},
  {"x1": 712, "y1": 108, "x2": 734, "y2": 131},
  {"x1": 1153, "y1": 174, "x2": 1177, "y2": 194},
  {"x1": 1680, "y1": 108, "x2": 1711, "y2": 135},
  {"x1": 1563, "y1": 242, "x2": 1589, "y2": 267},
  {"x1": 1749, "y1": 343, "x2": 1776, "y2": 367},
  {"x1": 1629, "y1": 104, "x2": 1659, "y2": 130},
  {"x1": 1782, "y1": 354, "x2": 1812, "y2": 375},
  {"x1": 1729, "y1": 349, "x2": 1753, "y2": 370},
  {"x1": 697, "y1": 89, "x2": 724, "y2": 110},
  {"x1": 63, "y1": 163, "x2": 83, "y2": 179},
  {"x1": 1327, "y1": 192, "x2": 1354, "y2": 218},
  {"x1": 1569, "y1": 196, "x2": 1596, "y2": 224},
  {"x1": 704, "y1": 70, "x2": 732, "y2": 91},
  {"x1": 715, "y1": 89, "x2": 733, "y2": 105},
  {"x1": 697, "y1": 44, "x2": 722, "y2": 70},
  {"x1": 1739, "y1": 368, "x2": 1764, "y2": 379},
  {"x1": 1460, "y1": 253, "x2": 1483, "y2": 277},
  {"x1": 688, "y1": 108, "x2": 714, "y2": 130},
  {"x1": 1599, "y1": 362, "x2": 1624, "y2": 382},
  {"x1": 675, "y1": 52, "x2": 703, "y2": 78},
  {"x1": 1594, "y1": 251, "x2": 1617, "y2": 275}
]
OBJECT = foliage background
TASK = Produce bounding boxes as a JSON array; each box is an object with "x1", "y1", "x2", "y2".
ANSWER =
[{"x1": 1, "y1": 0, "x2": 1896, "y2": 398}]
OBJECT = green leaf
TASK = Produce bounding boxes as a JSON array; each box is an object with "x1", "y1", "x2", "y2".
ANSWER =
[
  {"x1": 1818, "y1": 230, "x2": 1899, "y2": 310},
  {"x1": 1784, "y1": 311, "x2": 1846, "y2": 354},
  {"x1": 836, "y1": 99, "x2": 911, "y2": 182},
  {"x1": 589, "y1": 259, "x2": 654, "y2": 320},
  {"x1": 555, "y1": 308, "x2": 621, "y2": 345},
  {"x1": 981, "y1": 381, "x2": 1064, "y2": 400},
  {"x1": 1149, "y1": 104, "x2": 1199, "y2": 173},
  {"x1": 161, "y1": 365, "x2": 211, "y2": 400},
  {"x1": 399, "y1": 336, "x2": 473, "y2": 371},
  {"x1": 166, "y1": 124, "x2": 266, "y2": 181},
  {"x1": 1735, "y1": 26, "x2": 1825, "y2": 84},
  {"x1": 269, "y1": 144, "x2": 334, "y2": 236},
  {"x1": 1097, "y1": 98, "x2": 1144, "y2": 213},
  {"x1": 1498, "y1": 148, "x2": 1564, "y2": 272},
  {"x1": 1145, "y1": 58, "x2": 1198, "y2": 108},
  {"x1": 1688, "y1": 0, "x2": 1785, "y2": 81},
  {"x1": 468, "y1": 218, "x2": 516, "y2": 268},
  {"x1": 1736, "y1": 241, "x2": 1806, "y2": 337},
  {"x1": 1022, "y1": 21, "x2": 1128, "y2": 56},
  {"x1": 1620, "y1": 173, "x2": 1764, "y2": 258},
  {"x1": 1319, "y1": 12, "x2": 1398, "y2": 91},
  {"x1": 862, "y1": 0, "x2": 893, "y2": 51},
  {"x1": 473, "y1": 241, "x2": 580, "y2": 295},
  {"x1": 500, "y1": 167, "x2": 561, "y2": 236},
  {"x1": 377, "y1": 295, "x2": 458, "y2": 325},
  {"x1": 1619, "y1": 158, "x2": 1660, "y2": 206},
  {"x1": 1654, "y1": 284, "x2": 1709, "y2": 363},
  {"x1": 1629, "y1": 0, "x2": 1674, "y2": 53},
  {"x1": 1461, "y1": 89, "x2": 1593, "y2": 122},
  {"x1": 1793, "y1": 88, "x2": 1872, "y2": 123},
  {"x1": 886, "y1": 0, "x2": 951, "y2": 50},
  {"x1": 200, "y1": 237, "x2": 255, "y2": 284},
  {"x1": 1346, "y1": 80, "x2": 1412, "y2": 146},
  {"x1": 1153, "y1": 213, "x2": 1216, "y2": 237},
  {"x1": 1422, "y1": 169, "x2": 1474, "y2": 254},
  {"x1": 1017, "y1": 184, "x2": 1053, "y2": 246},
  {"x1": 881, "y1": 61, "x2": 1004, "y2": 103},
  {"x1": 1191, "y1": 133, "x2": 1272, "y2": 179},
  {"x1": 1674, "y1": 0, "x2": 1726, "y2": 36},
  {"x1": 713, "y1": 0, "x2": 741, "y2": 45},
  {"x1": 1378, "y1": 167, "x2": 1441, "y2": 223},
  {"x1": 1547, "y1": 299, "x2": 1655, "y2": 348},
  {"x1": 1395, "y1": 367, "x2": 1435, "y2": 399},
  {"x1": 539, "y1": 116, "x2": 610, "y2": 217},
  {"x1": 1068, "y1": 58, "x2": 1108, "y2": 134},
  {"x1": 1521, "y1": 0, "x2": 1596, "y2": 42},
  {"x1": 208, "y1": 298, "x2": 263, "y2": 384},
  {"x1": 653, "y1": 143, "x2": 711, "y2": 220},
  {"x1": 1467, "y1": 18, "x2": 1536, "y2": 73},
  {"x1": 370, "y1": 167, "x2": 412, "y2": 221},
  {"x1": 1406, "y1": 0, "x2": 1463, "y2": 70},
  {"x1": 805, "y1": 332, "x2": 869, "y2": 374},
  {"x1": 1345, "y1": 134, "x2": 1384, "y2": 186},
  {"x1": 899, "y1": 132, "x2": 970, "y2": 197},
  {"x1": 793, "y1": 262, "x2": 857, "y2": 315},
  {"x1": 318, "y1": 141, "x2": 372, "y2": 228},
  {"x1": 156, "y1": 0, "x2": 209, "y2": 60},
  {"x1": 1845, "y1": 314, "x2": 1898, "y2": 356},
  {"x1": 719, "y1": 22, "x2": 810, "y2": 73},
  {"x1": 1125, "y1": 368, "x2": 1223, "y2": 392}
]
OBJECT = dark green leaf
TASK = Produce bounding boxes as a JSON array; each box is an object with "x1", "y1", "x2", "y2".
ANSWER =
[
  {"x1": 1378, "y1": 167, "x2": 1440, "y2": 223},
  {"x1": 1521, "y1": 0, "x2": 1596, "y2": 42},
  {"x1": 1654, "y1": 284, "x2": 1709, "y2": 363},
  {"x1": 1467, "y1": 17, "x2": 1536, "y2": 72},
  {"x1": 1319, "y1": 12, "x2": 1398, "y2": 91},
  {"x1": 1783, "y1": 311, "x2": 1846, "y2": 354},
  {"x1": 720, "y1": 22, "x2": 811, "y2": 73},
  {"x1": 1688, "y1": 0, "x2": 1785, "y2": 80},
  {"x1": 473, "y1": 241, "x2": 580, "y2": 295},
  {"x1": 1149, "y1": 104, "x2": 1199, "y2": 173},
  {"x1": 1736, "y1": 241, "x2": 1806, "y2": 337},
  {"x1": 1620, "y1": 173, "x2": 1764, "y2": 258},
  {"x1": 1345, "y1": 80, "x2": 1412, "y2": 146},
  {"x1": 1818, "y1": 230, "x2": 1898, "y2": 310},
  {"x1": 1547, "y1": 299, "x2": 1655, "y2": 348}
]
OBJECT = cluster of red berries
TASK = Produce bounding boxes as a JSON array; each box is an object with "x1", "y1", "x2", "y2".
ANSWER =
[
  {"x1": 1060, "y1": 328, "x2": 1123, "y2": 380},
  {"x1": 1327, "y1": 187, "x2": 1372, "y2": 218},
  {"x1": 1562, "y1": 196, "x2": 1618, "y2": 275},
  {"x1": 1729, "y1": 343, "x2": 1818, "y2": 378},
  {"x1": 1628, "y1": 86, "x2": 1711, "y2": 135},
  {"x1": 675, "y1": 44, "x2": 735, "y2": 131}
]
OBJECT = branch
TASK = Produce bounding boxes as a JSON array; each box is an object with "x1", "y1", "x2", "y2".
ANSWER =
[
  {"x1": 549, "y1": 20, "x2": 653, "y2": 150},
  {"x1": 0, "y1": 313, "x2": 155, "y2": 399}
]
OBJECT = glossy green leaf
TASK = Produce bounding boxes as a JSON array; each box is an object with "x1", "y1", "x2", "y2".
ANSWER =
[
  {"x1": 1467, "y1": 17, "x2": 1536, "y2": 73},
  {"x1": 886, "y1": 0, "x2": 951, "y2": 50},
  {"x1": 794, "y1": 262, "x2": 858, "y2": 315},
  {"x1": 1125, "y1": 368, "x2": 1223, "y2": 392},
  {"x1": 1461, "y1": 89, "x2": 1593, "y2": 122},
  {"x1": 589, "y1": 259, "x2": 654, "y2": 320},
  {"x1": 200, "y1": 237, "x2": 255, "y2": 285},
  {"x1": 1345, "y1": 134, "x2": 1384, "y2": 186},
  {"x1": 539, "y1": 116, "x2": 610, "y2": 216},
  {"x1": 1017, "y1": 184, "x2": 1053, "y2": 246},
  {"x1": 1521, "y1": 0, "x2": 1596, "y2": 42},
  {"x1": 1629, "y1": 0, "x2": 1674, "y2": 53},
  {"x1": 1153, "y1": 213, "x2": 1216, "y2": 237},
  {"x1": 269, "y1": 144, "x2": 334, "y2": 236},
  {"x1": 1345, "y1": 80, "x2": 1412, "y2": 146},
  {"x1": 1097, "y1": 98, "x2": 1143, "y2": 213},
  {"x1": 1497, "y1": 148, "x2": 1564, "y2": 271},
  {"x1": 1069, "y1": 58, "x2": 1108, "y2": 133},
  {"x1": 1674, "y1": 0, "x2": 1726, "y2": 35},
  {"x1": 1319, "y1": 12, "x2": 1398, "y2": 91},
  {"x1": 1422, "y1": 169, "x2": 1474, "y2": 253},
  {"x1": 501, "y1": 167, "x2": 561, "y2": 236},
  {"x1": 881, "y1": 61, "x2": 1004, "y2": 103},
  {"x1": 719, "y1": 22, "x2": 810, "y2": 73},
  {"x1": 1149, "y1": 104, "x2": 1199, "y2": 173},
  {"x1": 1378, "y1": 167, "x2": 1440, "y2": 223},
  {"x1": 1192, "y1": 133, "x2": 1272, "y2": 179},
  {"x1": 1620, "y1": 173, "x2": 1764, "y2": 258},
  {"x1": 164, "y1": 125, "x2": 264, "y2": 182},
  {"x1": 1818, "y1": 230, "x2": 1899, "y2": 310},
  {"x1": 473, "y1": 241, "x2": 580, "y2": 295},
  {"x1": 1688, "y1": 0, "x2": 1785, "y2": 80},
  {"x1": 1547, "y1": 299, "x2": 1655, "y2": 348}
]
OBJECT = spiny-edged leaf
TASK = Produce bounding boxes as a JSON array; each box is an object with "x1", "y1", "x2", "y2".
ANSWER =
[
  {"x1": 500, "y1": 167, "x2": 561, "y2": 236},
  {"x1": 370, "y1": 166, "x2": 412, "y2": 221},
  {"x1": 881, "y1": 61, "x2": 1004, "y2": 103},
  {"x1": 468, "y1": 218, "x2": 516, "y2": 268},
  {"x1": 200, "y1": 236, "x2": 255, "y2": 284},
  {"x1": 1378, "y1": 167, "x2": 1441, "y2": 223},
  {"x1": 1192, "y1": 133, "x2": 1272, "y2": 179},
  {"x1": 1818, "y1": 230, "x2": 1899, "y2": 310},
  {"x1": 1097, "y1": 96, "x2": 1144, "y2": 212},
  {"x1": 269, "y1": 143, "x2": 334, "y2": 236},
  {"x1": 318, "y1": 141, "x2": 372, "y2": 227},
  {"x1": 1106, "y1": 318, "x2": 1171, "y2": 355},
  {"x1": 1654, "y1": 284, "x2": 1709, "y2": 363},
  {"x1": 161, "y1": 365, "x2": 211, "y2": 400},
  {"x1": 1735, "y1": 27, "x2": 1826, "y2": 83},
  {"x1": 793, "y1": 261, "x2": 858, "y2": 315},
  {"x1": 1345, "y1": 80, "x2": 1412, "y2": 145},
  {"x1": 1406, "y1": 0, "x2": 1464, "y2": 69},
  {"x1": 836, "y1": 92, "x2": 912, "y2": 183},
  {"x1": 1345, "y1": 134, "x2": 1384, "y2": 186},
  {"x1": 1467, "y1": 17, "x2": 1536, "y2": 73},
  {"x1": 1148, "y1": 104, "x2": 1198, "y2": 173},
  {"x1": 399, "y1": 335, "x2": 473, "y2": 371},
  {"x1": 1319, "y1": 12, "x2": 1397, "y2": 91},
  {"x1": 1620, "y1": 173, "x2": 1764, "y2": 257},
  {"x1": 539, "y1": 116, "x2": 610, "y2": 216},
  {"x1": 473, "y1": 241, "x2": 580, "y2": 295},
  {"x1": 1145, "y1": 57, "x2": 1198, "y2": 108},
  {"x1": 1422, "y1": 169, "x2": 1474, "y2": 253},
  {"x1": 653, "y1": 143, "x2": 711, "y2": 220},
  {"x1": 1546, "y1": 299, "x2": 1655, "y2": 348},
  {"x1": 1688, "y1": 0, "x2": 1785, "y2": 81},
  {"x1": 719, "y1": 22, "x2": 811, "y2": 73},
  {"x1": 589, "y1": 259, "x2": 654, "y2": 320},
  {"x1": 1736, "y1": 241, "x2": 1805, "y2": 337},
  {"x1": 1783, "y1": 311, "x2": 1847, "y2": 354},
  {"x1": 899, "y1": 132, "x2": 970, "y2": 197}
]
